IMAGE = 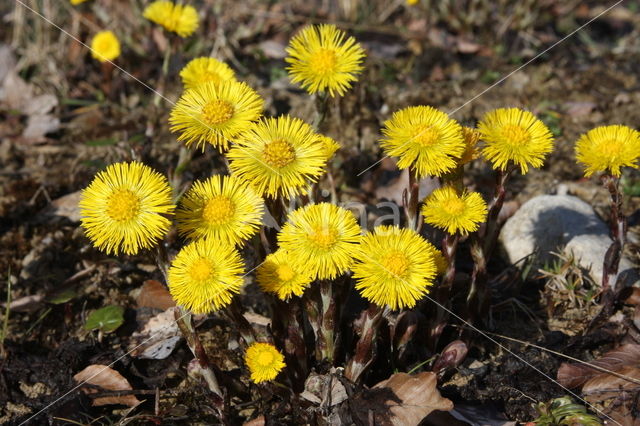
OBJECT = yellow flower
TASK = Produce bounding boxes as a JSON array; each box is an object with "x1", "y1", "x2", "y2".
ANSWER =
[
  {"x1": 458, "y1": 126, "x2": 481, "y2": 165},
  {"x1": 79, "y1": 162, "x2": 174, "y2": 255},
  {"x1": 169, "y1": 80, "x2": 263, "y2": 151},
  {"x1": 380, "y1": 106, "x2": 465, "y2": 178},
  {"x1": 406, "y1": 0, "x2": 419, "y2": 5},
  {"x1": 278, "y1": 203, "x2": 361, "y2": 280},
  {"x1": 244, "y1": 342, "x2": 286, "y2": 383},
  {"x1": 422, "y1": 186, "x2": 487, "y2": 235},
  {"x1": 176, "y1": 175, "x2": 263, "y2": 245},
  {"x1": 227, "y1": 116, "x2": 326, "y2": 199},
  {"x1": 143, "y1": 1, "x2": 199, "y2": 38},
  {"x1": 316, "y1": 134, "x2": 341, "y2": 161},
  {"x1": 286, "y1": 24, "x2": 366, "y2": 97},
  {"x1": 180, "y1": 57, "x2": 236, "y2": 90},
  {"x1": 71, "y1": 0, "x2": 89, "y2": 5},
  {"x1": 168, "y1": 238, "x2": 244, "y2": 314},
  {"x1": 90, "y1": 31, "x2": 120, "y2": 63},
  {"x1": 478, "y1": 107, "x2": 554, "y2": 173},
  {"x1": 352, "y1": 226, "x2": 437, "y2": 310},
  {"x1": 575, "y1": 125, "x2": 640, "y2": 177},
  {"x1": 432, "y1": 248, "x2": 447, "y2": 275},
  {"x1": 257, "y1": 249, "x2": 313, "y2": 300}
]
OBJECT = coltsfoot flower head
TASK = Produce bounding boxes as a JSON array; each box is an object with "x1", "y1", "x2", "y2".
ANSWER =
[
  {"x1": 380, "y1": 106, "x2": 465, "y2": 178},
  {"x1": 316, "y1": 134, "x2": 341, "y2": 161},
  {"x1": 458, "y1": 126, "x2": 481, "y2": 165},
  {"x1": 71, "y1": 0, "x2": 90, "y2": 5},
  {"x1": 176, "y1": 174, "x2": 264, "y2": 245},
  {"x1": 91, "y1": 31, "x2": 120, "y2": 63},
  {"x1": 575, "y1": 125, "x2": 640, "y2": 177},
  {"x1": 478, "y1": 107, "x2": 554, "y2": 174},
  {"x1": 286, "y1": 24, "x2": 365, "y2": 97},
  {"x1": 227, "y1": 116, "x2": 326, "y2": 199},
  {"x1": 278, "y1": 203, "x2": 361, "y2": 280},
  {"x1": 168, "y1": 238, "x2": 244, "y2": 314},
  {"x1": 352, "y1": 226, "x2": 437, "y2": 310},
  {"x1": 257, "y1": 250, "x2": 313, "y2": 300},
  {"x1": 422, "y1": 186, "x2": 487, "y2": 235},
  {"x1": 169, "y1": 80, "x2": 263, "y2": 151},
  {"x1": 180, "y1": 57, "x2": 236, "y2": 90},
  {"x1": 143, "y1": 1, "x2": 199, "y2": 37},
  {"x1": 244, "y1": 342, "x2": 286, "y2": 383},
  {"x1": 79, "y1": 162, "x2": 174, "y2": 255}
]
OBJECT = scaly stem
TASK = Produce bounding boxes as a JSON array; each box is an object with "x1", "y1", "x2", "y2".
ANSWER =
[
  {"x1": 318, "y1": 280, "x2": 336, "y2": 364},
  {"x1": 312, "y1": 92, "x2": 329, "y2": 132},
  {"x1": 602, "y1": 174, "x2": 626, "y2": 289},
  {"x1": 429, "y1": 233, "x2": 459, "y2": 349},
  {"x1": 223, "y1": 298, "x2": 256, "y2": 347},
  {"x1": 345, "y1": 304, "x2": 384, "y2": 383},
  {"x1": 404, "y1": 168, "x2": 421, "y2": 231},
  {"x1": 171, "y1": 145, "x2": 193, "y2": 203}
]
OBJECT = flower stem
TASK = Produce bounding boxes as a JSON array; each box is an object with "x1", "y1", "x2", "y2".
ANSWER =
[
  {"x1": 602, "y1": 174, "x2": 626, "y2": 289},
  {"x1": 312, "y1": 92, "x2": 329, "y2": 132},
  {"x1": 404, "y1": 168, "x2": 421, "y2": 231},
  {"x1": 345, "y1": 304, "x2": 384, "y2": 383},
  {"x1": 318, "y1": 279, "x2": 336, "y2": 364}
]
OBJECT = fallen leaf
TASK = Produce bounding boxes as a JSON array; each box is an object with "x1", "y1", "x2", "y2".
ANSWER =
[
  {"x1": 243, "y1": 416, "x2": 265, "y2": 426},
  {"x1": 129, "y1": 307, "x2": 181, "y2": 359},
  {"x1": 583, "y1": 366, "x2": 640, "y2": 396},
  {"x1": 73, "y1": 365, "x2": 140, "y2": 407},
  {"x1": 136, "y1": 280, "x2": 175, "y2": 310},
  {"x1": 45, "y1": 191, "x2": 82, "y2": 222},
  {"x1": 558, "y1": 344, "x2": 640, "y2": 388},
  {"x1": 351, "y1": 372, "x2": 452, "y2": 425}
]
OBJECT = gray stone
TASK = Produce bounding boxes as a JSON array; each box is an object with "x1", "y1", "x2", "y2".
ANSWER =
[{"x1": 499, "y1": 194, "x2": 639, "y2": 289}]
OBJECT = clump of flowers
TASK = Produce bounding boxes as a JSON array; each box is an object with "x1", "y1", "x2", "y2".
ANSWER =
[
  {"x1": 180, "y1": 57, "x2": 237, "y2": 90},
  {"x1": 244, "y1": 342, "x2": 286, "y2": 383},
  {"x1": 143, "y1": 1, "x2": 199, "y2": 38},
  {"x1": 286, "y1": 24, "x2": 366, "y2": 97},
  {"x1": 79, "y1": 162, "x2": 174, "y2": 255},
  {"x1": 169, "y1": 80, "x2": 264, "y2": 151},
  {"x1": 90, "y1": 30, "x2": 121, "y2": 63}
]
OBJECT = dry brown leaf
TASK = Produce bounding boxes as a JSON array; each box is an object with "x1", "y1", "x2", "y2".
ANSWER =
[
  {"x1": 369, "y1": 372, "x2": 453, "y2": 425},
  {"x1": 46, "y1": 191, "x2": 82, "y2": 222},
  {"x1": 583, "y1": 366, "x2": 640, "y2": 396},
  {"x1": 73, "y1": 365, "x2": 140, "y2": 407},
  {"x1": 136, "y1": 280, "x2": 175, "y2": 310},
  {"x1": 243, "y1": 416, "x2": 265, "y2": 426},
  {"x1": 129, "y1": 307, "x2": 181, "y2": 359},
  {"x1": 558, "y1": 344, "x2": 640, "y2": 388}
]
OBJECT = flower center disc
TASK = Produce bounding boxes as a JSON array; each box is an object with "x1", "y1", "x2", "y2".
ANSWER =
[
  {"x1": 442, "y1": 197, "x2": 466, "y2": 216},
  {"x1": 413, "y1": 125, "x2": 440, "y2": 146},
  {"x1": 263, "y1": 139, "x2": 296, "y2": 168},
  {"x1": 276, "y1": 264, "x2": 295, "y2": 282},
  {"x1": 597, "y1": 139, "x2": 623, "y2": 159},
  {"x1": 202, "y1": 196, "x2": 235, "y2": 225},
  {"x1": 201, "y1": 99, "x2": 234, "y2": 125},
  {"x1": 501, "y1": 124, "x2": 530, "y2": 146},
  {"x1": 381, "y1": 250, "x2": 410, "y2": 278},
  {"x1": 189, "y1": 258, "x2": 214, "y2": 282},
  {"x1": 309, "y1": 225, "x2": 339, "y2": 250},
  {"x1": 202, "y1": 71, "x2": 222, "y2": 84},
  {"x1": 310, "y1": 48, "x2": 338, "y2": 74},
  {"x1": 107, "y1": 189, "x2": 140, "y2": 222},
  {"x1": 257, "y1": 350, "x2": 275, "y2": 366}
]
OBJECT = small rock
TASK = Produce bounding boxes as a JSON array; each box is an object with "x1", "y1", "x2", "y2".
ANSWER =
[{"x1": 499, "y1": 195, "x2": 638, "y2": 289}]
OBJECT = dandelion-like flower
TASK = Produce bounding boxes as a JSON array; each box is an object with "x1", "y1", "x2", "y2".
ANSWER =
[
  {"x1": 458, "y1": 126, "x2": 481, "y2": 165},
  {"x1": 71, "y1": 0, "x2": 90, "y2": 5},
  {"x1": 176, "y1": 175, "x2": 263, "y2": 245},
  {"x1": 169, "y1": 80, "x2": 263, "y2": 151},
  {"x1": 478, "y1": 107, "x2": 554, "y2": 173},
  {"x1": 352, "y1": 226, "x2": 437, "y2": 310},
  {"x1": 316, "y1": 134, "x2": 341, "y2": 161},
  {"x1": 179, "y1": 57, "x2": 236, "y2": 90},
  {"x1": 278, "y1": 203, "x2": 361, "y2": 280},
  {"x1": 90, "y1": 31, "x2": 120, "y2": 63},
  {"x1": 575, "y1": 125, "x2": 640, "y2": 177},
  {"x1": 257, "y1": 250, "x2": 313, "y2": 300},
  {"x1": 286, "y1": 24, "x2": 365, "y2": 97},
  {"x1": 422, "y1": 186, "x2": 487, "y2": 235},
  {"x1": 380, "y1": 106, "x2": 465, "y2": 178},
  {"x1": 79, "y1": 162, "x2": 174, "y2": 255},
  {"x1": 227, "y1": 116, "x2": 326, "y2": 199},
  {"x1": 168, "y1": 238, "x2": 244, "y2": 314},
  {"x1": 143, "y1": 1, "x2": 199, "y2": 38},
  {"x1": 244, "y1": 342, "x2": 286, "y2": 383}
]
